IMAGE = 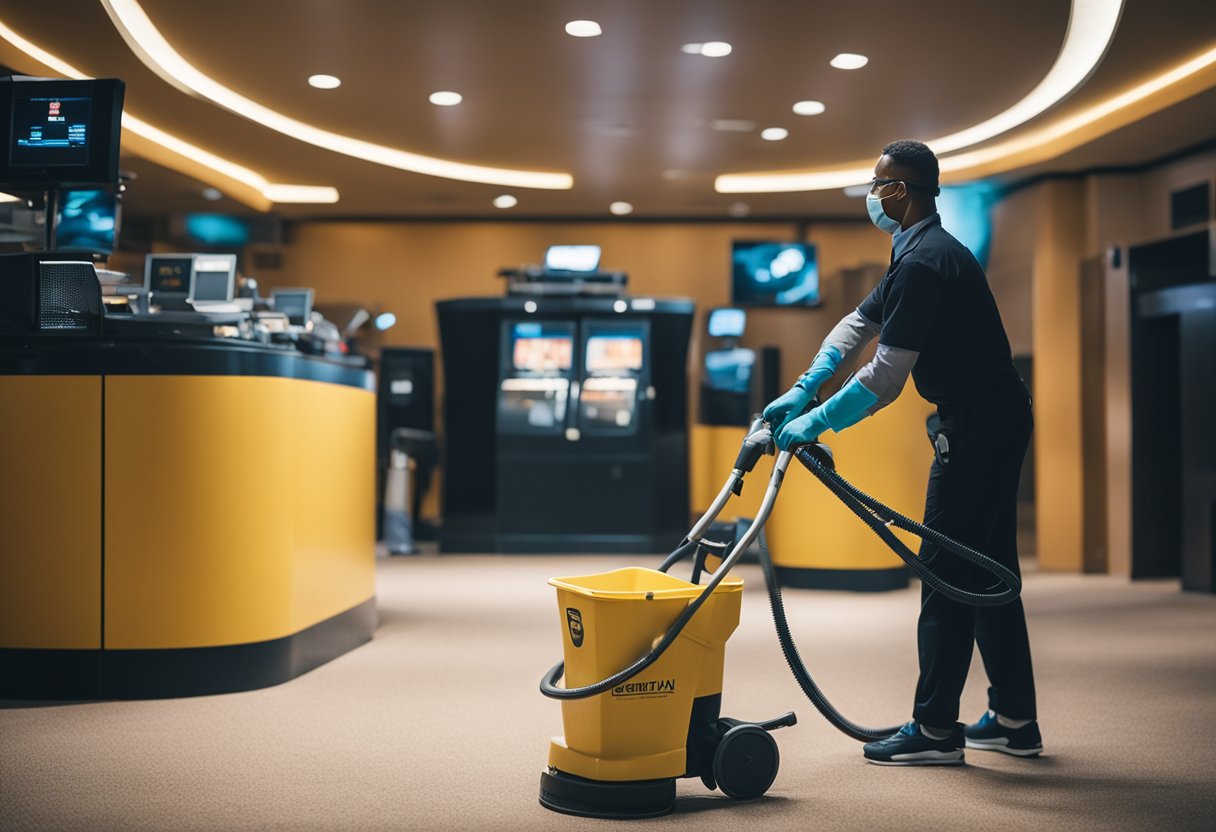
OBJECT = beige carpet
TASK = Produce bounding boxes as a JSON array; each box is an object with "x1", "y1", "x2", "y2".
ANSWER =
[{"x1": 3, "y1": 554, "x2": 1215, "y2": 831}]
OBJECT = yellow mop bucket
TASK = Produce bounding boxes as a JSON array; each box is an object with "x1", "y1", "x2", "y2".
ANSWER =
[{"x1": 546, "y1": 567, "x2": 743, "y2": 783}]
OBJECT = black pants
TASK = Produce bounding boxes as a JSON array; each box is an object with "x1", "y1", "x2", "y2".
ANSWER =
[{"x1": 913, "y1": 406, "x2": 1037, "y2": 728}]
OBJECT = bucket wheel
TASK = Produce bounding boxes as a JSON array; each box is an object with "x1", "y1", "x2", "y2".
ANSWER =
[{"x1": 711, "y1": 724, "x2": 780, "y2": 800}]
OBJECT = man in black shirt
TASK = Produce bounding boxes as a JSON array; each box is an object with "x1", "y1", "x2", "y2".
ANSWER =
[{"x1": 763, "y1": 140, "x2": 1041, "y2": 765}]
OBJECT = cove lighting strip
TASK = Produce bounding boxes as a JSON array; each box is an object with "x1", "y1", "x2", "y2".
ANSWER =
[
  {"x1": 100, "y1": 0, "x2": 574, "y2": 190},
  {"x1": 0, "y1": 18, "x2": 337, "y2": 206},
  {"x1": 716, "y1": 0, "x2": 1127, "y2": 193}
]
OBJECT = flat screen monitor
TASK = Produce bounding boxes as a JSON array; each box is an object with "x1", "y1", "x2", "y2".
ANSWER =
[
  {"x1": 0, "y1": 76, "x2": 125, "y2": 188},
  {"x1": 584, "y1": 332, "x2": 643, "y2": 374},
  {"x1": 731, "y1": 241, "x2": 820, "y2": 307},
  {"x1": 145, "y1": 254, "x2": 194, "y2": 297},
  {"x1": 704, "y1": 348, "x2": 756, "y2": 394},
  {"x1": 544, "y1": 245, "x2": 601, "y2": 273},
  {"x1": 707, "y1": 307, "x2": 746, "y2": 338},
  {"x1": 54, "y1": 189, "x2": 118, "y2": 255},
  {"x1": 189, "y1": 254, "x2": 237, "y2": 303},
  {"x1": 511, "y1": 322, "x2": 574, "y2": 373},
  {"x1": 273, "y1": 288, "x2": 314, "y2": 327}
]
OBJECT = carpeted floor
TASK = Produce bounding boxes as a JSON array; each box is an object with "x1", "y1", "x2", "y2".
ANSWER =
[{"x1": 3, "y1": 554, "x2": 1215, "y2": 831}]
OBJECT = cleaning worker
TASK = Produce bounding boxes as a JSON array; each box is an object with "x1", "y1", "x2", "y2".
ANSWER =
[{"x1": 763, "y1": 140, "x2": 1041, "y2": 765}]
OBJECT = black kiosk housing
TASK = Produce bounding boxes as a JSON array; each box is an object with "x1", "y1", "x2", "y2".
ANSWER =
[{"x1": 438, "y1": 296, "x2": 694, "y2": 553}]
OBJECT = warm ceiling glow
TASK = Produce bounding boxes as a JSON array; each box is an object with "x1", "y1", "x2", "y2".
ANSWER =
[
  {"x1": 98, "y1": 0, "x2": 574, "y2": 190},
  {"x1": 493, "y1": 194, "x2": 518, "y2": 209},
  {"x1": 829, "y1": 53, "x2": 868, "y2": 70},
  {"x1": 428, "y1": 90, "x2": 462, "y2": 106},
  {"x1": 0, "y1": 192, "x2": 21, "y2": 203},
  {"x1": 760, "y1": 127, "x2": 789, "y2": 141},
  {"x1": 564, "y1": 20, "x2": 602, "y2": 38},
  {"x1": 307, "y1": 74, "x2": 341, "y2": 90},
  {"x1": 717, "y1": 0, "x2": 1130, "y2": 192},
  {"x1": 261, "y1": 185, "x2": 340, "y2": 203},
  {"x1": 609, "y1": 201, "x2": 634, "y2": 215},
  {"x1": 792, "y1": 100, "x2": 826, "y2": 116},
  {"x1": 700, "y1": 42, "x2": 732, "y2": 58},
  {"x1": 0, "y1": 16, "x2": 336, "y2": 208}
]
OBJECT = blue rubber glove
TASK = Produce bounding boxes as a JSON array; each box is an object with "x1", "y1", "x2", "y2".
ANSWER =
[
  {"x1": 775, "y1": 377, "x2": 879, "y2": 450},
  {"x1": 762, "y1": 346, "x2": 842, "y2": 431}
]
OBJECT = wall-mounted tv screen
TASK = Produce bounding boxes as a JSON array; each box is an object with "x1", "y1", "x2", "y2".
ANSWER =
[
  {"x1": 54, "y1": 189, "x2": 118, "y2": 255},
  {"x1": 511, "y1": 323, "x2": 574, "y2": 374},
  {"x1": 731, "y1": 241, "x2": 819, "y2": 307},
  {"x1": 0, "y1": 76, "x2": 125, "y2": 188}
]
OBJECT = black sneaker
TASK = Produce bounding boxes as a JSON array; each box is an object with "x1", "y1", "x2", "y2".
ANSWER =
[
  {"x1": 862, "y1": 721, "x2": 965, "y2": 766},
  {"x1": 964, "y1": 711, "x2": 1043, "y2": 757}
]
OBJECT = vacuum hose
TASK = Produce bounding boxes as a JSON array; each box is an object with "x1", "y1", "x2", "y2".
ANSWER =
[{"x1": 540, "y1": 434, "x2": 1021, "y2": 744}]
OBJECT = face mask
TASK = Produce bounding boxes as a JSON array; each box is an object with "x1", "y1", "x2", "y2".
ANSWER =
[{"x1": 866, "y1": 191, "x2": 903, "y2": 234}]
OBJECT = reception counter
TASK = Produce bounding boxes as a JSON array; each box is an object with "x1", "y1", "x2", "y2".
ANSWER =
[{"x1": 0, "y1": 337, "x2": 376, "y2": 699}]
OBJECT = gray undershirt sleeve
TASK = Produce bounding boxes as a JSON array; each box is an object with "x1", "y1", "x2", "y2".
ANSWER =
[
  {"x1": 853, "y1": 343, "x2": 919, "y2": 414},
  {"x1": 821, "y1": 308, "x2": 881, "y2": 369}
]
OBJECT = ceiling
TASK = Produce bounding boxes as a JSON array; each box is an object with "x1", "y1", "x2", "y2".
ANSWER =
[{"x1": 0, "y1": 0, "x2": 1214, "y2": 220}]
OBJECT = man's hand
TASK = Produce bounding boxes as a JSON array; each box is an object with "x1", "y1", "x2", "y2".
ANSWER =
[
  {"x1": 775, "y1": 407, "x2": 831, "y2": 451},
  {"x1": 762, "y1": 385, "x2": 813, "y2": 433}
]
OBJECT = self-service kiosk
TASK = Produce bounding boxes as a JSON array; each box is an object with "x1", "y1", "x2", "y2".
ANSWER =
[{"x1": 438, "y1": 297, "x2": 693, "y2": 554}]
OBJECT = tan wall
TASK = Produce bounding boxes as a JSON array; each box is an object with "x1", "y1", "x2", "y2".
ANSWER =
[
  {"x1": 985, "y1": 147, "x2": 1215, "y2": 576},
  {"x1": 261, "y1": 220, "x2": 889, "y2": 387}
]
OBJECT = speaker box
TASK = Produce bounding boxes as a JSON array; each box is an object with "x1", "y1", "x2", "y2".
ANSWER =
[{"x1": 0, "y1": 252, "x2": 102, "y2": 336}]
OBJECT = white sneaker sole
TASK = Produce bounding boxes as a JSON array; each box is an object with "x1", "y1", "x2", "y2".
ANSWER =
[
  {"x1": 966, "y1": 738, "x2": 1043, "y2": 757},
  {"x1": 866, "y1": 750, "x2": 965, "y2": 766}
]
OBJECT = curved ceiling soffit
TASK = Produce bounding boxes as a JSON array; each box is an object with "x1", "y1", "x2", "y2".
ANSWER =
[
  {"x1": 0, "y1": 19, "x2": 335, "y2": 210},
  {"x1": 716, "y1": 0, "x2": 1170, "y2": 193},
  {"x1": 99, "y1": 0, "x2": 574, "y2": 191}
]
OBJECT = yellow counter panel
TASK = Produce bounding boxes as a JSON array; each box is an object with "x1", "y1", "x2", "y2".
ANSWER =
[
  {"x1": 104, "y1": 375, "x2": 375, "y2": 649},
  {"x1": 0, "y1": 376, "x2": 102, "y2": 650},
  {"x1": 0, "y1": 342, "x2": 377, "y2": 700}
]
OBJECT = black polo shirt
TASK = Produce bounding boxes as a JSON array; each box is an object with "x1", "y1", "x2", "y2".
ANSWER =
[{"x1": 857, "y1": 216, "x2": 1030, "y2": 416}]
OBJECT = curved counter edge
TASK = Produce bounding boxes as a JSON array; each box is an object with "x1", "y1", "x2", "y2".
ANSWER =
[{"x1": 0, "y1": 598, "x2": 375, "y2": 700}]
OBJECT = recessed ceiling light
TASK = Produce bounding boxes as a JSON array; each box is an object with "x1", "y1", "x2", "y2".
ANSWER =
[
  {"x1": 681, "y1": 43, "x2": 703, "y2": 55},
  {"x1": 792, "y1": 100, "x2": 826, "y2": 116},
  {"x1": 492, "y1": 194, "x2": 518, "y2": 209},
  {"x1": 830, "y1": 53, "x2": 868, "y2": 70},
  {"x1": 712, "y1": 119, "x2": 755, "y2": 132},
  {"x1": 201, "y1": 187, "x2": 223, "y2": 201},
  {"x1": 700, "y1": 41, "x2": 732, "y2": 57},
  {"x1": 728, "y1": 202, "x2": 751, "y2": 217},
  {"x1": 0, "y1": 192, "x2": 20, "y2": 203},
  {"x1": 760, "y1": 127, "x2": 789, "y2": 141},
  {"x1": 609, "y1": 201, "x2": 634, "y2": 216},
  {"x1": 565, "y1": 20, "x2": 602, "y2": 37},
  {"x1": 429, "y1": 91, "x2": 462, "y2": 106},
  {"x1": 307, "y1": 74, "x2": 341, "y2": 90}
]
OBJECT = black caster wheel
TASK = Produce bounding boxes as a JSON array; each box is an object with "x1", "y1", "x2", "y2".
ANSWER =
[{"x1": 712, "y1": 724, "x2": 780, "y2": 800}]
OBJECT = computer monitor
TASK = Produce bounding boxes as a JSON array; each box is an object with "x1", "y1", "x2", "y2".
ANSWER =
[
  {"x1": 144, "y1": 254, "x2": 195, "y2": 307},
  {"x1": 544, "y1": 245, "x2": 601, "y2": 273},
  {"x1": 272, "y1": 288, "x2": 314, "y2": 327},
  {"x1": 0, "y1": 76, "x2": 125, "y2": 188},
  {"x1": 731, "y1": 241, "x2": 820, "y2": 307},
  {"x1": 707, "y1": 307, "x2": 746, "y2": 339},
  {"x1": 53, "y1": 189, "x2": 119, "y2": 256},
  {"x1": 188, "y1": 254, "x2": 237, "y2": 304}
]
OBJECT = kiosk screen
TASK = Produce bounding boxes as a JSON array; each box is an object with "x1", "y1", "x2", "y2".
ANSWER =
[
  {"x1": 580, "y1": 329, "x2": 644, "y2": 432},
  {"x1": 499, "y1": 322, "x2": 574, "y2": 433}
]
